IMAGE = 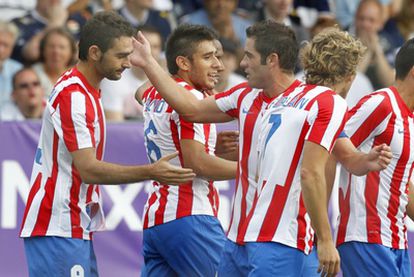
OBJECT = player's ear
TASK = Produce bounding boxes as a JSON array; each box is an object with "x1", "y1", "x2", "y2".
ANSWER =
[
  {"x1": 266, "y1": 53, "x2": 279, "y2": 67},
  {"x1": 89, "y1": 45, "x2": 102, "y2": 62},
  {"x1": 176, "y1": 56, "x2": 191, "y2": 72}
]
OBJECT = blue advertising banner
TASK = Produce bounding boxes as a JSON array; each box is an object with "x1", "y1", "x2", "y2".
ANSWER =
[{"x1": 2, "y1": 121, "x2": 414, "y2": 276}]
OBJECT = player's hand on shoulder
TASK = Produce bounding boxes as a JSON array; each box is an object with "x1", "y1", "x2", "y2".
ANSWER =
[{"x1": 150, "y1": 152, "x2": 196, "y2": 185}]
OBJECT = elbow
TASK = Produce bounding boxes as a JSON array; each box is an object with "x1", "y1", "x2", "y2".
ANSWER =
[{"x1": 300, "y1": 167, "x2": 319, "y2": 190}]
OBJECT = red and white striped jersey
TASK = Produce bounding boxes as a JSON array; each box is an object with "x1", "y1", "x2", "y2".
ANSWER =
[
  {"x1": 214, "y1": 80, "x2": 303, "y2": 243},
  {"x1": 142, "y1": 79, "x2": 219, "y2": 229},
  {"x1": 249, "y1": 84, "x2": 347, "y2": 254},
  {"x1": 336, "y1": 87, "x2": 414, "y2": 249},
  {"x1": 20, "y1": 67, "x2": 106, "y2": 240}
]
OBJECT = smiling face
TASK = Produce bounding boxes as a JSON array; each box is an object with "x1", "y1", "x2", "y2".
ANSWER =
[
  {"x1": 240, "y1": 37, "x2": 271, "y2": 89},
  {"x1": 96, "y1": 36, "x2": 133, "y2": 81},
  {"x1": 185, "y1": 40, "x2": 222, "y2": 91}
]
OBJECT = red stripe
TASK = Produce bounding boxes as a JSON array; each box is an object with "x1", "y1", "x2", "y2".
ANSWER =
[
  {"x1": 31, "y1": 132, "x2": 60, "y2": 236},
  {"x1": 215, "y1": 82, "x2": 249, "y2": 100},
  {"x1": 203, "y1": 123, "x2": 217, "y2": 215},
  {"x1": 306, "y1": 93, "x2": 335, "y2": 145},
  {"x1": 154, "y1": 186, "x2": 169, "y2": 225},
  {"x1": 86, "y1": 185, "x2": 93, "y2": 203},
  {"x1": 20, "y1": 173, "x2": 42, "y2": 235},
  {"x1": 348, "y1": 96, "x2": 390, "y2": 147},
  {"x1": 69, "y1": 165, "x2": 83, "y2": 238},
  {"x1": 215, "y1": 83, "x2": 251, "y2": 118},
  {"x1": 84, "y1": 95, "x2": 96, "y2": 148},
  {"x1": 387, "y1": 116, "x2": 411, "y2": 248},
  {"x1": 143, "y1": 187, "x2": 158, "y2": 229},
  {"x1": 59, "y1": 92, "x2": 79, "y2": 152},
  {"x1": 296, "y1": 195, "x2": 307, "y2": 250},
  {"x1": 94, "y1": 94, "x2": 105, "y2": 160},
  {"x1": 236, "y1": 95, "x2": 264, "y2": 242},
  {"x1": 336, "y1": 173, "x2": 352, "y2": 246},
  {"x1": 176, "y1": 117, "x2": 195, "y2": 218}
]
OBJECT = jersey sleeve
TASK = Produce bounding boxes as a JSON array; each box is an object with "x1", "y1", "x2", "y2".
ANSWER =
[
  {"x1": 305, "y1": 93, "x2": 348, "y2": 152},
  {"x1": 345, "y1": 93, "x2": 392, "y2": 148},
  {"x1": 52, "y1": 90, "x2": 96, "y2": 152},
  {"x1": 214, "y1": 82, "x2": 251, "y2": 118},
  {"x1": 178, "y1": 88, "x2": 210, "y2": 145}
]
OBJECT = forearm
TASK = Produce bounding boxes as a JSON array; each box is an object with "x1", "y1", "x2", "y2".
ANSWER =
[
  {"x1": 325, "y1": 155, "x2": 337, "y2": 206},
  {"x1": 185, "y1": 153, "x2": 237, "y2": 181},
  {"x1": 77, "y1": 159, "x2": 153, "y2": 185},
  {"x1": 373, "y1": 49, "x2": 395, "y2": 87},
  {"x1": 216, "y1": 149, "x2": 238, "y2": 161},
  {"x1": 301, "y1": 169, "x2": 334, "y2": 242}
]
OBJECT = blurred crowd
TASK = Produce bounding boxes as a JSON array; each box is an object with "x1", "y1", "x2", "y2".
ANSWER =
[{"x1": 0, "y1": 0, "x2": 412, "y2": 122}]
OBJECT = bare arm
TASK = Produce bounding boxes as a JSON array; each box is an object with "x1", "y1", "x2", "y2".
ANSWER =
[
  {"x1": 71, "y1": 148, "x2": 195, "y2": 185},
  {"x1": 301, "y1": 141, "x2": 340, "y2": 276},
  {"x1": 215, "y1": 130, "x2": 239, "y2": 161},
  {"x1": 130, "y1": 33, "x2": 233, "y2": 123},
  {"x1": 325, "y1": 155, "x2": 337, "y2": 207},
  {"x1": 180, "y1": 139, "x2": 237, "y2": 180},
  {"x1": 332, "y1": 138, "x2": 392, "y2": 176}
]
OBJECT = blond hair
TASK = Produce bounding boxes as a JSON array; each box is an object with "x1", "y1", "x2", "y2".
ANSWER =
[{"x1": 300, "y1": 28, "x2": 366, "y2": 87}]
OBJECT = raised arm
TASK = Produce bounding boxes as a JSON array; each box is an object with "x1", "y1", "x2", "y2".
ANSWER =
[
  {"x1": 71, "y1": 148, "x2": 195, "y2": 185},
  {"x1": 130, "y1": 32, "x2": 233, "y2": 123}
]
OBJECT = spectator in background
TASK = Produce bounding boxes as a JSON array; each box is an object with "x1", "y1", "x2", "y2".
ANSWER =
[
  {"x1": 214, "y1": 38, "x2": 246, "y2": 92},
  {"x1": 396, "y1": 0, "x2": 414, "y2": 40},
  {"x1": 334, "y1": 0, "x2": 402, "y2": 29},
  {"x1": 180, "y1": 0, "x2": 252, "y2": 50},
  {"x1": 353, "y1": 0, "x2": 403, "y2": 89},
  {"x1": 0, "y1": 67, "x2": 45, "y2": 121},
  {"x1": 0, "y1": 20, "x2": 22, "y2": 108},
  {"x1": 67, "y1": 0, "x2": 114, "y2": 19},
  {"x1": 293, "y1": 0, "x2": 333, "y2": 28},
  {"x1": 256, "y1": 0, "x2": 309, "y2": 44},
  {"x1": 32, "y1": 27, "x2": 78, "y2": 97},
  {"x1": 11, "y1": 0, "x2": 86, "y2": 64},
  {"x1": 100, "y1": 25, "x2": 164, "y2": 121},
  {"x1": 118, "y1": 0, "x2": 175, "y2": 43}
]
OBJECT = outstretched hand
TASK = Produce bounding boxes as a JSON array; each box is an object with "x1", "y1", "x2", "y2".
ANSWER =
[
  {"x1": 130, "y1": 31, "x2": 154, "y2": 68},
  {"x1": 366, "y1": 143, "x2": 392, "y2": 171},
  {"x1": 151, "y1": 152, "x2": 196, "y2": 185}
]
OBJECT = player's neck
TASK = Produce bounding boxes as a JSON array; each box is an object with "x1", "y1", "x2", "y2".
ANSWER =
[
  {"x1": 263, "y1": 72, "x2": 296, "y2": 98},
  {"x1": 77, "y1": 62, "x2": 102, "y2": 90},
  {"x1": 395, "y1": 80, "x2": 414, "y2": 111}
]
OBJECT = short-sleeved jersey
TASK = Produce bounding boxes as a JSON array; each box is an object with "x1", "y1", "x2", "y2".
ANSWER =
[
  {"x1": 142, "y1": 79, "x2": 219, "y2": 229},
  {"x1": 248, "y1": 84, "x2": 348, "y2": 254},
  {"x1": 214, "y1": 80, "x2": 302, "y2": 243},
  {"x1": 20, "y1": 67, "x2": 106, "y2": 240},
  {"x1": 336, "y1": 87, "x2": 414, "y2": 249}
]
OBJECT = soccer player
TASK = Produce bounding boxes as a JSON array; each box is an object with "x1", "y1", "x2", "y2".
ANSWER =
[
  {"x1": 19, "y1": 11, "x2": 194, "y2": 277},
  {"x1": 335, "y1": 38, "x2": 414, "y2": 277},
  {"x1": 131, "y1": 21, "x2": 391, "y2": 276},
  {"x1": 140, "y1": 24, "x2": 237, "y2": 276}
]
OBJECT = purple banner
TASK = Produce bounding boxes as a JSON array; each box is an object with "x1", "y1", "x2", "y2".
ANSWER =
[
  {"x1": 2, "y1": 121, "x2": 414, "y2": 276},
  {"x1": 0, "y1": 121, "x2": 236, "y2": 276}
]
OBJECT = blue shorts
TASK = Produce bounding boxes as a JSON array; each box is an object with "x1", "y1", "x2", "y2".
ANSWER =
[
  {"x1": 302, "y1": 248, "x2": 320, "y2": 277},
  {"x1": 217, "y1": 239, "x2": 249, "y2": 276},
  {"x1": 142, "y1": 215, "x2": 226, "y2": 277},
  {"x1": 24, "y1": 236, "x2": 98, "y2": 277},
  {"x1": 245, "y1": 242, "x2": 306, "y2": 276},
  {"x1": 338, "y1": 241, "x2": 411, "y2": 277}
]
